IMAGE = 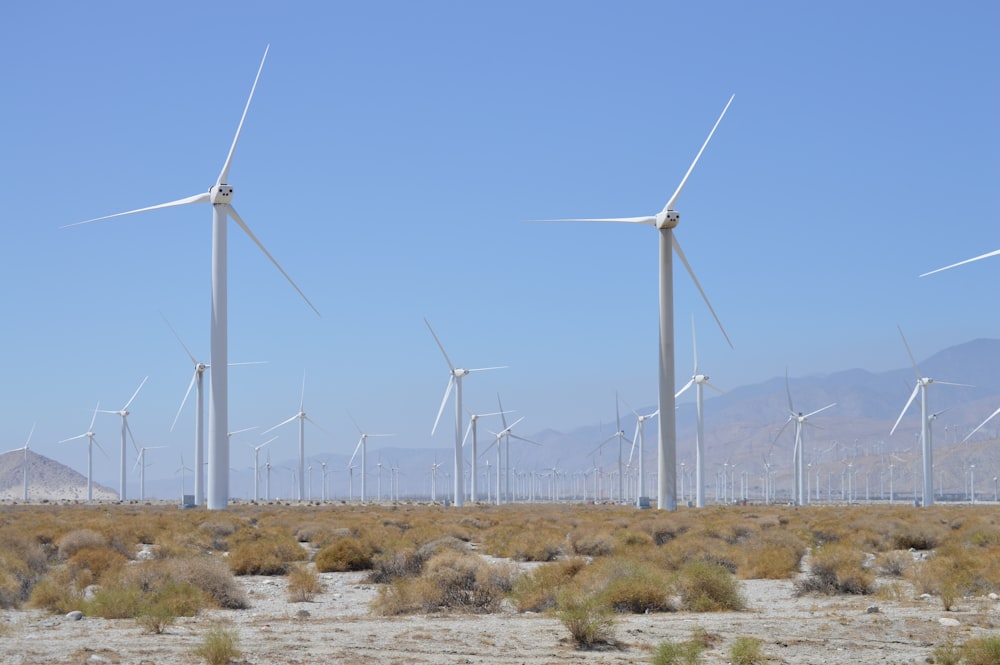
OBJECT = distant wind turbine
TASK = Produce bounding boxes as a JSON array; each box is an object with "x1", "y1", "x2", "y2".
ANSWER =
[
  {"x1": 66, "y1": 46, "x2": 319, "y2": 510},
  {"x1": 890, "y1": 325, "x2": 970, "y2": 507},
  {"x1": 621, "y1": 395, "x2": 658, "y2": 508},
  {"x1": 99, "y1": 377, "x2": 147, "y2": 501},
  {"x1": 248, "y1": 436, "x2": 277, "y2": 502},
  {"x1": 60, "y1": 403, "x2": 105, "y2": 502},
  {"x1": 425, "y1": 318, "x2": 506, "y2": 507},
  {"x1": 531, "y1": 96, "x2": 735, "y2": 510},
  {"x1": 590, "y1": 393, "x2": 632, "y2": 503},
  {"x1": 133, "y1": 445, "x2": 167, "y2": 501},
  {"x1": 495, "y1": 396, "x2": 540, "y2": 504},
  {"x1": 675, "y1": 314, "x2": 731, "y2": 507},
  {"x1": 778, "y1": 371, "x2": 835, "y2": 506},
  {"x1": 463, "y1": 408, "x2": 510, "y2": 503},
  {"x1": 347, "y1": 412, "x2": 394, "y2": 503},
  {"x1": 263, "y1": 374, "x2": 328, "y2": 501},
  {"x1": 4, "y1": 424, "x2": 35, "y2": 501}
]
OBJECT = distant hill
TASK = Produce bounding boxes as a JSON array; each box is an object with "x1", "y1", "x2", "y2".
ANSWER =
[{"x1": 0, "y1": 449, "x2": 118, "y2": 502}]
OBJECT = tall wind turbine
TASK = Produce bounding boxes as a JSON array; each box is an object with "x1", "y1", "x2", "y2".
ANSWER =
[
  {"x1": 66, "y1": 47, "x2": 319, "y2": 510},
  {"x1": 425, "y1": 318, "x2": 505, "y2": 507},
  {"x1": 532, "y1": 96, "x2": 735, "y2": 510},
  {"x1": 778, "y1": 372, "x2": 835, "y2": 506},
  {"x1": 4, "y1": 424, "x2": 35, "y2": 502},
  {"x1": 347, "y1": 412, "x2": 394, "y2": 503},
  {"x1": 263, "y1": 374, "x2": 328, "y2": 501},
  {"x1": 463, "y1": 409, "x2": 510, "y2": 503},
  {"x1": 60, "y1": 403, "x2": 104, "y2": 502},
  {"x1": 495, "y1": 396, "x2": 540, "y2": 504},
  {"x1": 674, "y1": 315, "x2": 731, "y2": 507},
  {"x1": 621, "y1": 395, "x2": 658, "y2": 508},
  {"x1": 890, "y1": 325, "x2": 969, "y2": 507},
  {"x1": 484, "y1": 416, "x2": 525, "y2": 505},
  {"x1": 99, "y1": 377, "x2": 147, "y2": 501}
]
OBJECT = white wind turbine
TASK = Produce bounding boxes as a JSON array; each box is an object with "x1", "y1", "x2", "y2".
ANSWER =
[
  {"x1": 175, "y1": 455, "x2": 193, "y2": 503},
  {"x1": 60, "y1": 403, "x2": 105, "y2": 502},
  {"x1": 347, "y1": 412, "x2": 394, "y2": 503},
  {"x1": 621, "y1": 396, "x2": 658, "y2": 508},
  {"x1": 674, "y1": 315, "x2": 731, "y2": 507},
  {"x1": 263, "y1": 374, "x2": 328, "y2": 502},
  {"x1": 890, "y1": 325, "x2": 969, "y2": 507},
  {"x1": 463, "y1": 408, "x2": 510, "y2": 503},
  {"x1": 494, "y1": 398, "x2": 540, "y2": 504},
  {"x1": 133, "y1": 445, "x2": 166, "y2": 501},
  {"x1": 425, "y1": 318, "x2": 506, "y2": 507},
  {"x1": 248, "y1": 436, "x2": 277, "y2": 502},
  {"x1": 98, "y1": 377, "x2": 147, "y2": 501},
  {"x1": 590, "y1": 394, "x2": 632, "y2": 503},
  {"x1": 532, "y1": 96, "x2": 735, "y2": 510},
  {"x1": 4, "y1": 424, "x2": 35, "y2": 502},
  {"x1": 66, "y1": 46, "x2": 319, "y2": 511},
  {"x1": 778, "y1": 372, "x2": 835, "y2": 506},
  {"x1": 483, "y1": 416, "x2": 525, "y2": 505}
]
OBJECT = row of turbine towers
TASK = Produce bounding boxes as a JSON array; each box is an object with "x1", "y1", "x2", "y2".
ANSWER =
[{"x1": 61, "y1": 46, "x2": 998, "y2": 511}]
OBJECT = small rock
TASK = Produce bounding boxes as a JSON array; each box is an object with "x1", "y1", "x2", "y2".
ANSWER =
[
  {"x1": 296, "y1": 609, "x2": 311, "y2": 619},
  {"x1": 920, "y1": 593, "x2": 933, "y2": 601},
  {"x1": 989, "y1": 593, "x2": 999, "y2": 601},
  {"x1": 939, "y1": 617, "x2": 961, "y2": 627},
  {"x1": 65, "y1": 610, "x2": 84, "y2": 621},
  {"x1": 865, "y1": 605, "x2": 880, "y2": 614}
]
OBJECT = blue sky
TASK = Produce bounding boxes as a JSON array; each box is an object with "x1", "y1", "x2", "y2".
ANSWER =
[{"x1": 1, "y1": 1, "x2": 998, "y2": 493}]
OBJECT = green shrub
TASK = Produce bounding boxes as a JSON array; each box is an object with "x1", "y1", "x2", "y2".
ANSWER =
[
  {"x1": 653, "y1": 639, "x2": 705, "y2": 665},
  {"x1": 194, "y1": 623, "x2": 241, "y2": 665},
  {"x1": 86, "y1": 585, "x2": 145, "y2": 619},
  {"x1": 729, "y1": 636, "x2": 766, "y2": 665},
  {"x1": 962, "y1": 635, "x2": 1000, "y2": 665},
  {"x1": 556, "y1": 591, "x2": 616, "y2": 648},
  {"x1": 677, "y1": 560, "x2": 746, "y2": 611},
  {"x1": 227, "y1": 530, "x2": 306, "y2": 576},
  {"x1": 586, "y1": 556, "x2": 675, "y2": 613},
  {"x1": 314, "y1": 537, "x2": 374, "y2": 573},
  {"x1": 287, "y1": 564, "x2": 322, "y2": 602},
  {"x1": 511, "y1": 557, "x2": 586, "y2": 612}
]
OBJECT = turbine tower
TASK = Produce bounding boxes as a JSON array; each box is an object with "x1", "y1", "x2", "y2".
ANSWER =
[
  {"x1": 347, "y1": 412, "x2": 394, "y2": 503},
  {"x1": 532, "y1": 96, "x2": 735, "y2": 510},
  {"x1": 66, "y1": 47, "x2": 319, "y2": 510},
  {"x1": 60, "y1": 403, "x2": 104, "y2": 502},
  {"x1": 778, "y1": 372, "x2": 835, "y2": 506},
  {"x1": 890, "y1": 325, "x2": 968, "y2": 507},
  {"x1": 4, "y1": 424, "x2": 34, "y2": 502},
  {"x1": 463, "y1": 408, "x2": 509, "y2": 503},
  {"x1": 99, "y1": 377, "x2": 147, "y2": 501},
  {"x1": 425, "y1": 318, "x2": 505, "y2": 507},
  {"x1": 674, "y1": 315, "x2": 730, "y2": 507},
  {"x1": 621, "y1": 395, "x2": 658, "y2": 508},
  {"x1": 264, "y1": 374, "x2": 328, "y2": 502}
]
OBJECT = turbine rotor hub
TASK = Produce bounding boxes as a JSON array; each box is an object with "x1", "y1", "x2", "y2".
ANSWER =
[
  {"x1": 657, "y1": 210, "x2": 680, "y2": 230},
  {"x1": 209, "y1": 184, "x2": 234, "y2": 204}
]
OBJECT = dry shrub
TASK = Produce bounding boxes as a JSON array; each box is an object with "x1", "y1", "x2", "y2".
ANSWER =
[
  {"x1": 569, "y1": 529, "x2": 615, "y2": 557},
  {"x1": 645, "y1": 519, "x2": 687, "y2": 546},
  {"x1": 676, "y1": 560, "x2": 746, "y2": 612},
  {"x1": 795, "y1": 544, "x2": 874, "y2": 596},
  {"x1": 661, "y1": 532, "x2": 737, "y2": 574},
  {"x1": 481, "y1": 524, "x2": 563, "y2": 562},
  {"x1": 194, "y1": 622, "x2": 241, "y2": 665},
  {"x1": 556, "y1": 590, "x2": 616, "y2": 648},
  {"x1": 368, "y1": 548, "x2": 424, "y2": 584},
  {"x1": 66, "y1": 546, "x2": 128, "y2": 582},
  {"x1": 0, "y1": 533, "x2": 49, "y2": 608},
  {"x1": 27, "y1": 567, "x2": 83, "y2": 614},
  {"x1": 131, "y1": 557, "x2": 248, "y2": 610},
  {"x1": 287, "y1": 565, "x2": 322, "y2": 602},
  {"x1": 910, "y1": 542, "x2": 984, "y2": 610},
  {"x1": 737, "y1": 530, "x2": 806, "y2": 579},
  {"x1": 729, "y1": 636, "x2": 766, "y2": 665},
  {"x1": 315, "y1": 537, "x2": 375, "y2": 572},
  {"x1": 891, "y1": 524, "x2": 942, "y2": 551},
  {"x1": 227, "y1": 529, "x2": 306, "y2": 576},
  {"x1": 512, "y1": 557, "x2": 586, "y2": 612},
  {"x1": 962, "y1": 635, "x2": 1000, "y2": 665},
  {"x1": 580, "y1": 556, "x2": 675, "y2": 613},
  {"x1": 57, "y1": 529, "x2": 107, "y2": 559},
  {"x1": 875, "y1": 551, "x2": 910, "y2": 577}
]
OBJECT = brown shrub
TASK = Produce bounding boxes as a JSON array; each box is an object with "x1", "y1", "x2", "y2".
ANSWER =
[
  {"x1": 676, "y1": 560, "x2": 746, "y2": 611},
  {"x1": 315, "y1": 537, "x2": 375, "y2": 573},
  {"x1": 795, "y1": 544, "x2": 874, "y2": 596},
  {"x1": 57, "y1": 529, "x2": 107, "y2": 559}
]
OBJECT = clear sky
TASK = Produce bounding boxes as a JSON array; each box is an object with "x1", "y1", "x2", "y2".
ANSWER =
[{"x1": 1, "y1": 1, "x2": 998, "y2": 493}]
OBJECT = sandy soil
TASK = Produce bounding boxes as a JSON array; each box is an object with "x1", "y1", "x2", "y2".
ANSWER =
[{"x1": 2, "y1": 557, "x2": 997, "y2": 665}]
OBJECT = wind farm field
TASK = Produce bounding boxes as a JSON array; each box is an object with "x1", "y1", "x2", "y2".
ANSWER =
[{"x1": 3, "y1": 502, "x2": 1000, "y2": 664}]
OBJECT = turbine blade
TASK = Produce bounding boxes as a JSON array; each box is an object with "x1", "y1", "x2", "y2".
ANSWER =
[
  {"x1": 527, "y1": 216, "x2": 657, "y2": 225},
  {"x1": 123, "y1": 376, "x2": 148, "y2": 411},
  {"x1": 161, "y1": 312, "x2": 198, "y2": 365},
  {"x1": 462, "y1": 419, "x2": 474, "y2": 447},
  {"x1": 691, "y1": 313, "x2": 700, "y2": 374},
  {"x1": 675, "y1": 378, "x2": 695, "y2": 398},
  {"x1": 935, "y1": 381, "x2": 975, "y2": 388},
  {"x1": 227, "y1": 205, "x2": 320, "y2": 316},
  {"x1": 263, "y1": 413, "x2": 300, "y2": 434},
  {"x1": 299, "y1": 372, "x2": 306, "y2": 411},
  {"x1": 125, "y1": 420, "x2": 140, "y2": 454},
  {"x1": 347, "y1": 437, "x2": 364, "y2": 468},
  {"x1": 88, "y1": 401, "x2": 101, "y2": 431},
  {"x1": 347, "y1": 411, "x2": 364, "y2": 436},
  {"x1": 804, "y1": 402, "x2": 836, "y2": 419},
  {"x1": 673, "y1": 235, "x2": 733, "y2": 349},
  {"x1": 63, "y1": 192, "x2": 212, "y2": 228},
  {"x1": 467, "y1": 365, "x2": 508, "y2": 373},
  {"x1": 785, "y1": 369, "x2": 794, "y2": 413},
  {"x1": 964, "y1": 405, "x2": 1000, "y2": 442},
  {"x1": 171, "y1": 370, "x2": 199, "y2": 432},
  {"x1": 662, "y1": 94, "x2": 734, "y2": 212},
  {"x1": 920, "y1": 248, "x2": 1000, "y2": 277},
  {"x1": 303, "y1": 415, "x2": 331, "y2": 436},
  {"x1": 627, "y1": 421, "x2": 640, "y2": 465},
  {"x1": 497, "y1": 394, "x2": 509, "y2": 429},
  {"x1": 59, "y1": 433, "x2": 88, "y2": 444},
  {"x1": 423, "y1": 318, "x2": 456, "y2": 372},
  {"x1": 218, "y1": 45, "x2": 269, "y2": 186},
  {"x1": 890, "y1": 384, "x2": 921, "y2": 436},
  {"x1": 431, "y1": 376, "x2": 455, "y2": 435},
  {"x1": 897, "y1": 325, "x2": 921, "y2": 380}
]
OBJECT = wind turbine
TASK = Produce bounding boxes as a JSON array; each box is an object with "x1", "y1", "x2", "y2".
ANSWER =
[
  {"x1": 532, "y1": 96, "x2": 735, "y2": 510},
  {"x1": 98, "y1": 377, "x2": 147, "y2": 501},
  {"x1": 621, "y1": 396, "x2": 658, "y2": 508},
  {"x1": 347, "y1": 412, "x2": 394, "y2": 503},
  {"x1": 4, "y1": 424, "x2": 35, "y2": 501},
  {"x1": 890, "y1": 325, "x2": 969, "y2": 507},
  {"x1": 425, "y1": 318, "x2": 506, "y2": 507},
  {"x1": 483, "y1": 416, "x2": 524, "y2": 505},
  {"x1": 175, "y1": 455, "x2": 193, "y2": 503},
  {"x1": 133, "y1": 445, "x2": 166, "y2": 501},
  {"x1": 777, "y1": 371, "x2": 835, "y2": 506},
  {"x1": 66, "y1": 46, "x2": 319, "y2": 511},
  {"x1": 164, "y1": 314, "x2": 264, "y2": 506},
  {"x1": 248, "y1": 436, "x2": 277, "y2": 502},
  {"x1": 590, "y1": 394, "x2": 632, "y2": 503},
  {"x1": 463, "y1": 408, "x2": 510, "y2": 503},
  {"x1": 494, "y1": 396, "x2": 540, "y2": 504},
  {"x1": 60, "y1": 403, "x2": 105, "y2": 502},
  {"x1": 674, "y1": 315, "x2": 731, "y2": 507},
  {"x1": 263, "y1": 374, "x2": 328, "y2": 501}
]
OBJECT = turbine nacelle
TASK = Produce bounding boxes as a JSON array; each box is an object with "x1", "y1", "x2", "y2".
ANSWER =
[
  {"x1": 209, "y1": 184, "x2": 234, "y2": 204},
  {"x1": 453, "y1": 368, "x2": 471, "y2": 379},
  {"x1": 655, "y1": 210, "x2": 680, "y2": 230}
]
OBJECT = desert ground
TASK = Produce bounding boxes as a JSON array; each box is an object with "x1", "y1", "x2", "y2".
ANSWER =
[{"x1": 2, "y1": 501, "x2": 998, "y2": 664}]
